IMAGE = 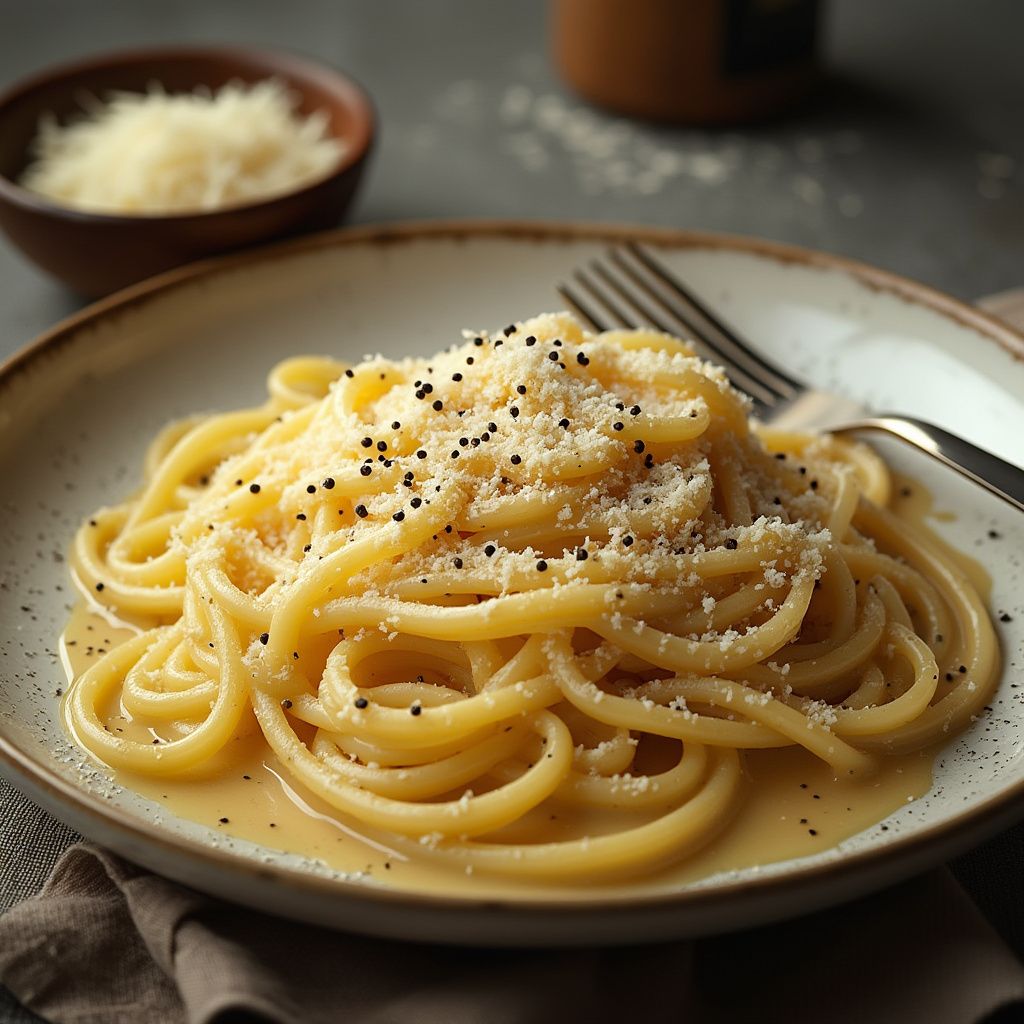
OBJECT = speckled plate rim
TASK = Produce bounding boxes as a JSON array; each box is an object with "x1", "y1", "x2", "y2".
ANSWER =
[{"x1": 2, "y1": 218, "x2": 1024, "y2": 941}]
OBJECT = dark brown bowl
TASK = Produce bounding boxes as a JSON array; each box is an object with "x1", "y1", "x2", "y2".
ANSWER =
[{"x1": 0, "y1": 46, "x2": 375, "y2": 297}]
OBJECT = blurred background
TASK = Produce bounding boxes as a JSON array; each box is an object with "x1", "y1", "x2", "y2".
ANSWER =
[{"x1": 0, "y1": 0, "x2": 1021, "y2": 338}]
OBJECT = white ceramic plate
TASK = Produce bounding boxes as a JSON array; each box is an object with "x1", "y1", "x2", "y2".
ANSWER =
[{"x1": 1, "y1": 222, "x2": 1023, "y2": 946}]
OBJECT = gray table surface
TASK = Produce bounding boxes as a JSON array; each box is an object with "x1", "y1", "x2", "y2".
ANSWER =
[{"x1": 1, "y1": 1, "x2": 1023, "y2": 1021}]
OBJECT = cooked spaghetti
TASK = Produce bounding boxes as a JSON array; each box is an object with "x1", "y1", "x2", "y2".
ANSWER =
[{"x1": 65, "y1": 312, "x2": 999, "y2": 881}]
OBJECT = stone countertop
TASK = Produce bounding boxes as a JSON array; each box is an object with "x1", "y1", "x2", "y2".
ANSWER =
[{"x1": 1, "y1": 0, "x2": 1022, "y2": 356}]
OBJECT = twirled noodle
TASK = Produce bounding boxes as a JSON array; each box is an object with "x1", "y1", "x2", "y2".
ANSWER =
[{"x1": 65, "y1": 313, "x2": 999, "y2": 882}]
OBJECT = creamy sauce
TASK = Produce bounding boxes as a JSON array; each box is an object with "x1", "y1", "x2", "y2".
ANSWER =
[{"x1": 58, "y1": 479, "x2": 974, "y2": 899}]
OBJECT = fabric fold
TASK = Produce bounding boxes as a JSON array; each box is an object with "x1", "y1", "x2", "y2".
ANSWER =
[{"x1": 1, "y1": 843, "x2": 1022, "y2": 1024}]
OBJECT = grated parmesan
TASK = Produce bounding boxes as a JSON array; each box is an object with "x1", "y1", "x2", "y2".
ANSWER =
[{"x1": 20, "y1": 78, "x2": 345, "y2": 215}]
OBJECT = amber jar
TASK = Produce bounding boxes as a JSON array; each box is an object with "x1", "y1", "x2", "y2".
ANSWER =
[{"x1": 552, "y1": 0, "x2": 821, "y2": 125}]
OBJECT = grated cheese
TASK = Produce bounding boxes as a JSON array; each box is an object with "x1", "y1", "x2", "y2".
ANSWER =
[{"x1": 20, "y1": 78, "x2": 345, "y2": 215}]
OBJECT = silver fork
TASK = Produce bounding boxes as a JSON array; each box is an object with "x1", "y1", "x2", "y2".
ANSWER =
[{"x1": 558, "y1": 243, "x2": 1024, "y2": 514}]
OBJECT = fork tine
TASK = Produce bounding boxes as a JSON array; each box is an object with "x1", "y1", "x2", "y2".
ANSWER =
[
  {"x1": 556, "y1": 280, "x2": 611, "y2": 332},
  {"x1": 590, "y1": 256, "x2": 784, "y2": 412},
  {"x1": 573, "y1": 268, "x2": 635, "y2": 328},
  {"x1": 607, "y1": 249, "x2": 713, "y2": 343},
  {"x1": 588, "y1": 260, "x2": 664, "y2": 331},
  {"x1": 601, "y1": 251, "x2": 784, "y2": 407},
  {"x1": 625, "y1": 242, "x2": 803, "y2": 398}
]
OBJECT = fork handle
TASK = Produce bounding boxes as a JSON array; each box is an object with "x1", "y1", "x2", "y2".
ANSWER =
[{"x1": 836, "y1": 416, "x2": 1024, "y2": 514}]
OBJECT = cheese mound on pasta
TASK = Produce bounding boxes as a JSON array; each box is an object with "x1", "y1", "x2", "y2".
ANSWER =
[{"x1": 67, "y1": 312, "x2": 998, "y2": 881}]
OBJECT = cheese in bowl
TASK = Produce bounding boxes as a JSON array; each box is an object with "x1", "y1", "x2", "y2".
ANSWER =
[{"x1": 19, "y1": 78, "x2": 345, "y2": 216}]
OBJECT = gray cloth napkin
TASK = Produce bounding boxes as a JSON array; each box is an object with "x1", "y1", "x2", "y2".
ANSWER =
[{"x1": 1, "y1": 842, "x2": 1023, "y2": 1024}]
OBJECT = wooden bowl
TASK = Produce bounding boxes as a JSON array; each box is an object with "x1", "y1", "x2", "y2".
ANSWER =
[{"x1": 0, "y1": 46, "x2": 375, "y2": 297}]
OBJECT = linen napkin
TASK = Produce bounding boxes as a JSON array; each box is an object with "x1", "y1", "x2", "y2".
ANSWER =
[{"x1": 1, "y1": 842, "x2": 1022, "y2": 1024}]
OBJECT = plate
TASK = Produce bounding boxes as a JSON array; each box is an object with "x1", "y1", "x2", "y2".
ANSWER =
[{"x1": 1, "y1": 221, "x2": 1023, "y2": 946}]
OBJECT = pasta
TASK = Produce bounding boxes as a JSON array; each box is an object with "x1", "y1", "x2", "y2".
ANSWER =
[{"x1": 64, "y1": 312, "x2": 999, "y2": 882}]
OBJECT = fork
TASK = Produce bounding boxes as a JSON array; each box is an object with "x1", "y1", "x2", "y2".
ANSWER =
[{"x1": 558, "y1": 243, "x2": 1024, "y2": 514}]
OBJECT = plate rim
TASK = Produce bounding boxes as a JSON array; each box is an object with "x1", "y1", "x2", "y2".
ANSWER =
[{"x1": 2, "y1": 217, "x2": 1023, "y2": 919}]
